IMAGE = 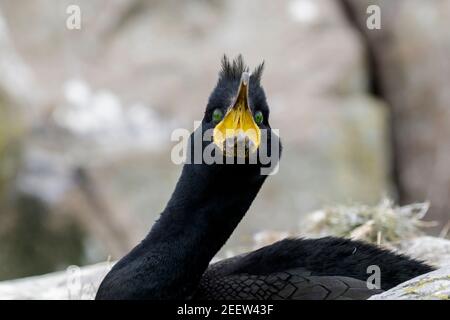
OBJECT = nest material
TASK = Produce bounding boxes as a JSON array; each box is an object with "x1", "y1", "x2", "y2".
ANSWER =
[{"x1": 302, "y1": 199, "x2": 436, "y2": 247}]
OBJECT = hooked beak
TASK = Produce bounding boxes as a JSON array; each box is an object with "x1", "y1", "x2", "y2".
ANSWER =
[{"x1": 213, "y1": 72, "x2": 261, "y2": 158}]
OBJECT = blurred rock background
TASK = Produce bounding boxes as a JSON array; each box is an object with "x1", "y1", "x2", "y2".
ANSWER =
[{"x1": 0, "y1": 0, "x2": 449, "y2": 280}]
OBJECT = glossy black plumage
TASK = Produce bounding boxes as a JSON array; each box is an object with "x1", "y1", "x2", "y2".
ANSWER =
[
  {"x1": 195, "y1": 237, "x2": 433, "y2": 300},
  {"x1": 96, "y1": 56, "x2": 433, "y2": 300}
]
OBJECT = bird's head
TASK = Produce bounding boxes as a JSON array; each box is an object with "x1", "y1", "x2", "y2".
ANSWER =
[{"x1": 197, "y1": 55, "x2": 281, "y2": 172}]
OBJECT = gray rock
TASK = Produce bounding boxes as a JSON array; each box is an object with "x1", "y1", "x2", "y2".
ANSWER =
[
  {"x1": 369, "y1": 267, "x2": 450, "y2": 300},
  {"x1": 344, "y1": 0, "x2": 450, "y2": 233},
  {"x1": 396, "y1": 236, "x2": 450, "y2": 268},
  {"x1": 0, "y1": 262, "x2": 112, "y2": 300}
]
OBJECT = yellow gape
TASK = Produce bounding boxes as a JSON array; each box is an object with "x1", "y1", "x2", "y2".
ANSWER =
[{"x1": 213, "y1": 72, "x2": 261, "y2": 157}]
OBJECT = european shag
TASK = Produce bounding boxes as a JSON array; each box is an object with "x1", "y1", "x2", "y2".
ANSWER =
[{"x1": 96, "y1": 56, "x2": 433, "y2": 300}]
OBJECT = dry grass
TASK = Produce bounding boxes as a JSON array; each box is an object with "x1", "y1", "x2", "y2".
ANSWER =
[{"x1": 301, "y1": 199, "x2": 437, "y2": 247}]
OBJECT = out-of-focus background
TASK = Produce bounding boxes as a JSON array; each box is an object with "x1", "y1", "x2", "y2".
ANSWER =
[{"x1": 0, "y1": 0, "x2": 449, "y2": 281}]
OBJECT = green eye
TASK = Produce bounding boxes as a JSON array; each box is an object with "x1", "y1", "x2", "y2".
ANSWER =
[
  {"x1": 212, "y1": 108, "x2": 223, "y2": 123},
  {"x1": 254, "y1": 111, "x2": 264, "y2": 125}
]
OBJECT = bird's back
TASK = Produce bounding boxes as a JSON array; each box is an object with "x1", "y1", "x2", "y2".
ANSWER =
[{"x1": 194, "y1": 237, "x2": 433, "y2": 300}]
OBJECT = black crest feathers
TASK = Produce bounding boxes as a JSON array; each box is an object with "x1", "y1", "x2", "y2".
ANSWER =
[{"x1": 220, "y1": 55, "x2": 265, "y2": 84}]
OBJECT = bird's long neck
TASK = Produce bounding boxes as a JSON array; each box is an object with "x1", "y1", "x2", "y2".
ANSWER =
[{"x1": 140, "y1": 162, "x2": 266, "y2": 299}]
